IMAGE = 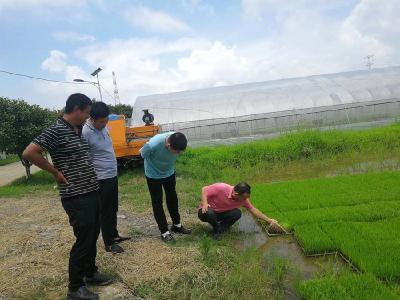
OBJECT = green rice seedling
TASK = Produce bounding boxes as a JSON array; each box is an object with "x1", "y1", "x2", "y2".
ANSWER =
[
  {"x1": 253, "y1": 171, "x2": 400, "y2": 281},
  {"x1": 293, "y1": 224, "x2": 336, "y2": 254},
  {"x1": 252, "y1": 172, "x2": 400, "y2": 213},
  {"x1": 298, "y1": 276, "x2": 351, "y2": 300},
  {"x1": 319, "y1": 221, "x2": 400, "y2": 280},
  {"x1": 298, "y1": 273, "x2": 398, "y2": 300},
  {"x1": 338, "y1": 273, "x2": 399, "y2": 300}
]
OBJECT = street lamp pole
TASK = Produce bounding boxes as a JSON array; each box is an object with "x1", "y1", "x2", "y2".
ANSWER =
[
  {"x1": 95, "y1": 74, "x2": 103, "y2": 102},
  {"x1": 73, "y1": 67, "x2": 103, "y2": 102},
  {"x1": 91, "y1": 68, "x2": 103, "y2": 102}
]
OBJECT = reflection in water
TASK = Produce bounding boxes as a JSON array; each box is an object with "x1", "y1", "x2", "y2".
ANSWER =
[{"x1": 235, "y1": 213, "x2": 348, "y2": 300}]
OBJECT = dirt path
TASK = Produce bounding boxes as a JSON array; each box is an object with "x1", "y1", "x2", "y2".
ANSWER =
[
  {"x1": 0, "y1": 161, "x2": 40, "y2": 186},
  {"x1": 0, "y1": 193, "x2": 202, "y2": 299}
]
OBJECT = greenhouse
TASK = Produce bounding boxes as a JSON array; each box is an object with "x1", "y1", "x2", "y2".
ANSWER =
[{"x1": 131, "y1": 66, "x2": 400, "y2": 142}]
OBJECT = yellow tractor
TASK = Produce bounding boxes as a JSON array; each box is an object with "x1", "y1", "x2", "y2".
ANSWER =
[{"x1": 107, "y1": 110, "x2": 161, "y2": 167}]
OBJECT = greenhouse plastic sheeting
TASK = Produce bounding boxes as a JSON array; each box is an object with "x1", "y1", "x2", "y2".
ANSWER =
[
  {"x1": 130, "y1": 66, "x2": 400, "y2": 142},
  {"x1": 131, "y1": 66, "x2": 400, "y2": 125}
]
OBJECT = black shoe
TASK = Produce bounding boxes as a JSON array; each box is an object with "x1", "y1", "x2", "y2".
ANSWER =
[
  {"x1": 67, "y1": 286, "x2": 99, "y2": 300},
  {"x1": 161, "y1": 232, "x2": 176, "y2": 244},
  {"x1": 212, "y1": 231, "x2": 222, "y2": 241},
  {"x1": 171, "y1": 224, "x2": 192, "y2": 234},
  {"x1": 84, "y1": 272, "x2": 113, "y2": 286},
  {"x1": 113, "y1": 235, "x2": 131, "y2": 243},
  {"x1": 105, "y1": 243, "x2": 124, "y2": 254},
  {"x1": 219, "y1": 224, "x2": 231, "y2": 233},
  {"x1": 212, "y1": 226, "x2": 223, "y2": 241}
]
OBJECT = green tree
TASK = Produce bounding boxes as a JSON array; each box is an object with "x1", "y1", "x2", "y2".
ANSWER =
[
  {"x1": 0, "y1": 97, "x2": 58, "y2": 177},
  {"x1": 108, "y1": 104, "x2": 133, "y2": 119}
]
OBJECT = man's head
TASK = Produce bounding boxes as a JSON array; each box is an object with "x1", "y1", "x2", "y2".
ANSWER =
[
  {"x1": 90, "y1": 102, "x2": 110, "y2": 130},
  {"x1": 65, "y1": 93, "x2": 92, "y2": 126},
  {"x1": 232, "y1": 182, "x2": 251, "y2": 201},
  {"x1": 166, "y1": 132, "x2": 187, "y2": 154}
]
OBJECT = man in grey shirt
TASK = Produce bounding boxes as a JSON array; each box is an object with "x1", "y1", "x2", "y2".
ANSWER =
[{"x1": 83, "y1": 102, "x2": 130, "y2": 254}]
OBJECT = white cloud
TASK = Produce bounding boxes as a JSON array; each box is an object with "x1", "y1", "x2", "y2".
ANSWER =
[
  {"x1": 177, "y1": 42, "x2": 251, "y2": 89},
  {"x1": 181, "y1": 0, "x2": 214, "y2": 15},
  {"x1": 74, "y1": 37, "x2": 211, "y2": 99},
  {"x1": 241, "y1": 0, "x2": 357, "y2": 21},
  {"x1": 241, "y1": 0, "x2": 269, "y2": 20},
  {"x1": 345, "y1": 0, "x2": 400, "y2": 43},
  {"x1": 41, "y1": 50, "x2": 68, "y2": 73},
  {"x1": 0, "y1": 0, "x2": 87, "y2": 10},
  {"x1": 123, "y1": 5, "x2": 191, "y2": 33},
  {"x1": 340, "y1": 0, "x2": 400, "y2": 65},
  {"x1": 37, "y1": 38, "x2": 211, "y2": 105},
  {"x1": 53, "y1": 31, "x2": 95, "y2": 43},
  {"x1": 33, "y1": 0, "x2": 400, "y2": 108},
  {"x1": 239, "y1": 0, "x2": 400, "y2": 73}
]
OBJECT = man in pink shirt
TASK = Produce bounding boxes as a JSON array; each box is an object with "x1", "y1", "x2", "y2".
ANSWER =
[{"x1": 198, "y1": 182, "x2": 280, "y2": 240}]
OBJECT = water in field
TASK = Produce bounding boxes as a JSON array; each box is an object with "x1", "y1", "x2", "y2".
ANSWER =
[{"x1": 235, "y1": 213, "x2": 348, "y2": 300}]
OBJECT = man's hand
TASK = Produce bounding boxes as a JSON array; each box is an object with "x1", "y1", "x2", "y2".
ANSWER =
[
  {"x1": 201, "y1": 203, "x2": 210, "y2": 213},
  {"x1": 53, "y1": 170, "x2": 68, "y2": 184},
  {"x1": 268, "y1": 218, "x2": 278, "y2": 226},
  {"x1": 268, "y1": 221, "x2": 287, "y2": 234}
]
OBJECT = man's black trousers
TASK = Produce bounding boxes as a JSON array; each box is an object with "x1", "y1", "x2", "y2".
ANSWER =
[
  {"x1": 98, "y1": 176, "x2": 119, "y2": 246},
  {"x1": 61, "y1": 191, "x2": 100, "y2": 291},
  {"x1": 146, "y1": 174, "x2": 181, "y2": 234}
]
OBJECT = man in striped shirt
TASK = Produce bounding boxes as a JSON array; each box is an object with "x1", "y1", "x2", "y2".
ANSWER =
[{"x1": 23, "y1": 94, "x2": 112, "y2": 300}]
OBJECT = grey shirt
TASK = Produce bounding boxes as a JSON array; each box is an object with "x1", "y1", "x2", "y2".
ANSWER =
[{"x1": 82, "y1": 120, "x2": 118, "y2": 180}]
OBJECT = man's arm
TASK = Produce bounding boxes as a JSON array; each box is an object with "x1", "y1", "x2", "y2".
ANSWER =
[
  {"x1": 247, "y1": 205, "x2": 278, "y2": 225},
  {"x1": 22, "y1": 143, "x2": 67, "y2": 184},
  {"x1": 140, "y1": 142, "x2": 153, "y2": 159},
  {"x1": 200, "y1": 186, "x2": 210, "y2": 213}
]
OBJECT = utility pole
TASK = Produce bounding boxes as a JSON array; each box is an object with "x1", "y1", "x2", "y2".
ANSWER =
[
  {"x1": 90, "y1": 67, "x2": 103, "y2": 102},
  {"x1": 112, "y1": 71, "x2": 120, "y2": 105},
  {"x1": 365, "y1": 54, "x2": 375, "y2": 70}
]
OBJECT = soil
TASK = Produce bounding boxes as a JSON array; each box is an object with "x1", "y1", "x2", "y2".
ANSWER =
[{"x1": 0, "y1": 194, "x2": 202, "y2": 299}]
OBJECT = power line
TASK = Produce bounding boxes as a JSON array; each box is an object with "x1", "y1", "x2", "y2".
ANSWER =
[
  {"x1": 0, "y1": 69, "x2": 88, "y2": 84},
  {"x1": 99, "y1": 85, "x2": 116, "y2": 102},
  {"x1": 0, "y1": 68, "x2": 118, "y2": 102}
]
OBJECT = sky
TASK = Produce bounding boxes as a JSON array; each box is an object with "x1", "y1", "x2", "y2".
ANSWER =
[{"x1": 0, "y1": 0, "x2": 399, "y2": 109}]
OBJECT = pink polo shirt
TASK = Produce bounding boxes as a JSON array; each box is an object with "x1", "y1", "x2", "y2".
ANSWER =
[{"x1": 199, "y1": 183, "x2": 254, "y2": 212}]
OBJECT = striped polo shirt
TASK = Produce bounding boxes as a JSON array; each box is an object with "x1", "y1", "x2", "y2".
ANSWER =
[{"x1": 32, "y1": 117, "x2": 99, "y2": 198}]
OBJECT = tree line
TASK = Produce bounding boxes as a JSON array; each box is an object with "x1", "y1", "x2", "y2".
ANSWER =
[{"x1": 0, "y1": 96, "x2": 133, "y2": 177}]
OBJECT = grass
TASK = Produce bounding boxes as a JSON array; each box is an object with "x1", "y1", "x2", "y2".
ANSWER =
[
  {"x1": 135, "y1": 243, "x2": 276, "y2": 299},
  {"x1": 2, "y1": 123, "x2": 400, "y2": 299},
  {"x1": 3, "y1": 124, "x2": 400, "y2": 207},
  {"x1": 178, "y1": 123, "x2": 400, "y2": 183},
  {"x1": 0, "y1": 170, "x2": 54, "y2": 198},
  {"x1": 0, "y1": 154, "x2": 19, "y2": 166}
]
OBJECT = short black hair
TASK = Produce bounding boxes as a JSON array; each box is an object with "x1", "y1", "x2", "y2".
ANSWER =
[
  {"x1": 169, "y1": 132, "x2": 187, "y2": 151},
  {"x1": 90, "y1": 101, "x2": 110, "y2": 119},
  {"x1": 234, "y1": 182, "x2": 251, "y2": 195},
  {"x1": 65, "y1": 93, "x2": 92, "y2": 114}
]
